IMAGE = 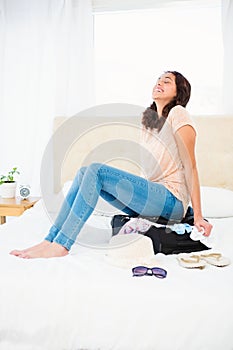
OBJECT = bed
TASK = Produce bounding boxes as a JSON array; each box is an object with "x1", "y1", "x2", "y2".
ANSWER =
[{"x1": 0, "y1": 105, "x2": 233, "y2": 350}]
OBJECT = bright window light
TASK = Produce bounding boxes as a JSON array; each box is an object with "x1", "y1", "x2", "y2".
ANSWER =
[{"x1": 94, "y1": 2, "x2": 223, "y2": 115}]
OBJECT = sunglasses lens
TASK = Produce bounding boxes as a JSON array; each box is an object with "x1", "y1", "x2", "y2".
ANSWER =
[
  {"x1": 132, "y1": 266, "x2": 167, "y2": 278},
  {"x1": 151, "y1": 267, "x2": 167, "y2": 278},
  {"x1": 132, "y1": 266, "x2": 148, "y2": 276}
]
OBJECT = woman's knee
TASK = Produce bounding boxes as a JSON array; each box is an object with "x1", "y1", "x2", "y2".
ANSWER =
[
  {"x1": 88, "y1": 162, "x2": 103, "y2": 170},
  {"x1": 79, "y1": 166, "x2": 87, "y2": 175},
  {"x1": 86, "y1": 162, "x2": 104, "y2": 174},
  {"x1": 74, "y1": 166, "x2": 87, "y2": 185},
  {"x1": 76, "y1": 163, "x2": 102, "y2": 181}
]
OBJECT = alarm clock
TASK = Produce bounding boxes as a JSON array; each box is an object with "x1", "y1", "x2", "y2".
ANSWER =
[{"x1": 19, "y1": 185, "x2": 31, "y2": 199}]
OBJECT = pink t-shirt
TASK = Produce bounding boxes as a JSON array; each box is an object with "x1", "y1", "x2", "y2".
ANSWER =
[{"x1": 140, "y1": 105, "x2": 196, "y2": 214}]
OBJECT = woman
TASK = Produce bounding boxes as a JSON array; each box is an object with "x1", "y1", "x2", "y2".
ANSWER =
[{"x1": 11, "y1": 71, "x2": 212, "y2": 258}]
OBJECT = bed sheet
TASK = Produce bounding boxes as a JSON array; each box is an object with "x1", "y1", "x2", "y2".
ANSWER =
[{"x1": 0, "y1": 199, "x2": 233, "y2": 350}]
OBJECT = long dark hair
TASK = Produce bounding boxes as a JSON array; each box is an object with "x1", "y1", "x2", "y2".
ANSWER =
[{"x1": 142, "y1": 71, "x2": 191, "y2": 132}]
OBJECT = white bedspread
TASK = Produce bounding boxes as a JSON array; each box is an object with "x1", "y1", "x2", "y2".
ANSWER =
[{"x1": 0, "y1": 199, "x2": 233, "y2": 350}]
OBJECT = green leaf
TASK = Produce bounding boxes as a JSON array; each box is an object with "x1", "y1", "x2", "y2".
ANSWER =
[{"x1": 0, "y1": 167, "x2": 20, "y2": 183}]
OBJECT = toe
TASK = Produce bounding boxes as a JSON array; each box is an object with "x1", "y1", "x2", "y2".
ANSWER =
[{"x1": 10, "y1": 249, "x2": 23, "y2": 256}]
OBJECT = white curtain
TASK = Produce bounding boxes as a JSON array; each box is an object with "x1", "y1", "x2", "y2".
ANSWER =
[
  {"x1": 0, "y1": 0, "x2": 94, "y2": 195},
  {"x1": 222, "y1": 0, "x2": 233, "y2": 113}
]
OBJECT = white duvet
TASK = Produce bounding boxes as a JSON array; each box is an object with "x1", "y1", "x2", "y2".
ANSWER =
[{"x1": 0, "y1": 198, "x2": 233, "y2": 350}]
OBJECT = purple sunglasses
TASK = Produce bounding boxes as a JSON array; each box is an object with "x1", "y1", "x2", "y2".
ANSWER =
[{"x1": 132, "y1": 266, "x2": 167, "y2": 279}]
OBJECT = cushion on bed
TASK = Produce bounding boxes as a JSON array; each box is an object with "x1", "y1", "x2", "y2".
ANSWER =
[{"x1": 201, "y1": 186, "x2": 233, "y2": 218}]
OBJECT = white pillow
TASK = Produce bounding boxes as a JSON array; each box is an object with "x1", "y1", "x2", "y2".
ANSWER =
[{"x1": 201, "y1": 186, "x2": 233, "y2": 218}]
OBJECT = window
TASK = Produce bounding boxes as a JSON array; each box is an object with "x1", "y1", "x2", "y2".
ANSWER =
[{"x1": 94, "y1": 1, "x2": 223, "y2": 115}]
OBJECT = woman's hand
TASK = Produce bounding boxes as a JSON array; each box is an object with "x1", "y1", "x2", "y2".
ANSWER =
[{"x1": 194, "y1": 217, "x2": 213, "y2": 237}]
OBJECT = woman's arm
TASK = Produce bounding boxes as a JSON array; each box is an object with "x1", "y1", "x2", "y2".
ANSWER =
[{"x1": 175, "y1": 125, "x2": 213, "y2": 236}]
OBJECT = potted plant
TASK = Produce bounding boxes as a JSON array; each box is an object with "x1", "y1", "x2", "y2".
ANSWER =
[{"x1": 0, "y1": 167, "x2": 20, "y2": 198}]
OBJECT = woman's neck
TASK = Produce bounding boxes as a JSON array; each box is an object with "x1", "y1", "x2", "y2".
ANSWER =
[{"x1": 155, "y1": 101, "x2": 166, "y2": 118}]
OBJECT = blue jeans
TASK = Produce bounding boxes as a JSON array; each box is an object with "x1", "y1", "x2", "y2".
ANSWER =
[{"x1": 45, "y1": 163, "x2": 184, "y2": 250}]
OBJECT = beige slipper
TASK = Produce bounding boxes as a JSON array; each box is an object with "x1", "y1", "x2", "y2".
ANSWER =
[
  {"x1": 177, "y1": 254, "x2": 206, "y2": 269},
  {"x1": 200, "y1": 253, "x2": 231, "y2": 267}
]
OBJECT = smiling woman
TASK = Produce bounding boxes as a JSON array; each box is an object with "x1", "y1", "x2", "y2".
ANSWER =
[{"x1": 10, "y1": 70, "x2": 213, "y2": 258}]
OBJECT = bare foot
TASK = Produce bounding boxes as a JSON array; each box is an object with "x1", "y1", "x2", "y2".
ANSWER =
[
  {"x1": 17, "y1": 242, "x2": 69, "y2": 259},
  {"x1": 10, "y1": 240, "x2": 51, "y2": 257}
]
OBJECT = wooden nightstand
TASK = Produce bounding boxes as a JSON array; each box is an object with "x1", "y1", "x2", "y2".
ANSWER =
[{"x1": 0, "y1": 197, "x2": 40, "y2": 224}]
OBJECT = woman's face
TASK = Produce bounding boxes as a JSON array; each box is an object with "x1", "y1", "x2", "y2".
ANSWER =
[{"x1": 152, "y1": 72, "x2": 177, "y2": 103}]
